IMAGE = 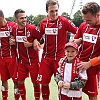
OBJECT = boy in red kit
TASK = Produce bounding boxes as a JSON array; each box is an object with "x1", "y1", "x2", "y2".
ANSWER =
[
  {"x1": 0, "y1": 10, "x2": 20, "y2": 100},
  {"x1": 10, "y1": 9, "x2": 40, "y2": 100},
  {"x1": 33, "y1": 0, "x2": 78, "y2": 99},
  {"x1": 73, "y1": 2, "x2": 100, "y2": 100},
  {"x1": 55, "y1": 42, "x2": 87, "y2": 100}
]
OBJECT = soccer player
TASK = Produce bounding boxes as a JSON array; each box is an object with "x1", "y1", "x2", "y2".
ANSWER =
[
  {"x1": 10, "y1": 9, "x2": 41, "y2": 100},
  {"x1": 33, "y1": 0, "x2": 78, "y2": 99},
  {"x1": 74, "y1": 2, "x2": 100, "y2": 100},
  {"x1": 0, "y1": 10, "x2": 20, "y2": 100}
]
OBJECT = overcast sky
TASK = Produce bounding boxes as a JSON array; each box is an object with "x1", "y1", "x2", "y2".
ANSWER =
[{"x1": 1, "y1": 0, "x2": 100, "y2": 18}]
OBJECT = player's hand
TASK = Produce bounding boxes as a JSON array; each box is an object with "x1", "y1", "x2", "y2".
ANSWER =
[
  {"x1": 77, "y1": 61, "x2": 91, "y2": 72},
  {"x1": 24, "y1": 39, "x2": 32, "y2": 48},
  {"x1": 9, "y1": 35, "x2": 16, "y2": 45},
  {"x1": 33, "y1": 39, "x2": 41, "y2": 50}
]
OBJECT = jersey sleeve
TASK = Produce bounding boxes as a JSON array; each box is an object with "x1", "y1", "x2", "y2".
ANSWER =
[
  {"x1": 74, "y1": 22, "x2": 86, "y2": 39},
  {"x1": 70, "y1": 70, "x2": 87, "y2": 89},
  {"x1": 64, "y1": 18, "x2": 78, "y2": 34},
  {"x1": 32, "y1": 26, "x2": 42, "y2": 40}
]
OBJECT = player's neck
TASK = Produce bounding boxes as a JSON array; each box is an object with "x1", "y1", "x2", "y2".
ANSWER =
[{"x1": 18, "y1": 25, "x2": 25, "y2": 29}]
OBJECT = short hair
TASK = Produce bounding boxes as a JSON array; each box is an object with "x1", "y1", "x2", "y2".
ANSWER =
[
  {"x1": 14, "y1": 9, "x2": 25, "y2": 18},
  {"x1": 0, "y1": 10, "x2": 4, "y2": 18},
  {"x1": 46, "y1": 0, "x2": 59, "y2": 10},
  {"x1": 82, "y1": 2, "x2": 100, "y2": 15}
]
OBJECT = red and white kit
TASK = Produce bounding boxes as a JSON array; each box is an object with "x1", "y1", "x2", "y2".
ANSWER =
[
  {"x1": 0, "y1": 21, "x2": 17, "y2": 82},
  {"x1": 37, "y1": 16, "x2": 78, "y2": 84},
  {"x1": 74, "y1": 22, "x2": 100, "y2": 96},
  {"x1": 11, "y1": 23, "x2": 40, "y2": 82}
]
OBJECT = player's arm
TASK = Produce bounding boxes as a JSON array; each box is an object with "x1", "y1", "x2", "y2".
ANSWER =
[
  {"x1": 33, "y1": 38, "x2": 44, "y2": 50},
  {"x1": 77, "y1": 56, "x2": 100, "y2": 71},
  {"x1": 24, "y1": 40, "x2": 33, "y2": 48}
]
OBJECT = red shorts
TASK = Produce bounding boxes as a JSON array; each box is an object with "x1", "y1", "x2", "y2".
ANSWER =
[
  {"x1": 61, "y1": 94, "x2": 82, "y2": 100},
  {"x1": 18, "y1": 62, "x2": 39, "y2": 83},
  {"x1": 0, "y1": 57, "x2": 1, "y2": 76},
  {"x1": 83, "y1": 66, "x2": 99, "y2": 96},
  {"x1": 1, "y1": 57, "x2": 18, "y2": 82},
  {"x1": 37, "y1": 58, "x2": 59, "y2": 84}
]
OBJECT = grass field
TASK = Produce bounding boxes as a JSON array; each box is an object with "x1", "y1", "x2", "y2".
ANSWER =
[{"x1": 0, "y1": 77, "x2": 100, "y2": 100}]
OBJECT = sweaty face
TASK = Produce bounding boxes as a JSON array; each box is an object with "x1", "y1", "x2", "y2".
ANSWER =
[
  {"x1": 82, "y1": 12, "x2": 99, "y2": 26},
  {"x1": 15, "y1": 13, "x2": 27, "y2": 28},
  {"x1": 65, "y1": 47, "x2": 78, "y2": 63},
  {"x1": 47, "y1": 4, "x2": 59, "y2": 21}
]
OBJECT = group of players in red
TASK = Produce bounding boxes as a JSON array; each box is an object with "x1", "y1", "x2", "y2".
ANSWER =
[{"x1": 0, "y1": 0, "x2": 100, "y2": 100}]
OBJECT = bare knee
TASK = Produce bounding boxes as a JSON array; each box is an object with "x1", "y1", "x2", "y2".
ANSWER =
[
  {"x1": 2, "y1": 80, "x2": 8, "y2": 90},
  {"x1": 89, "y1": 96, "x2": 98, "y2": 100}
]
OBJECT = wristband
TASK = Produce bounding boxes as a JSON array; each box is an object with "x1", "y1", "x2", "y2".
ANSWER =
[{"x1": 90, "y1": 57, "x2": 100, "y2": 67}]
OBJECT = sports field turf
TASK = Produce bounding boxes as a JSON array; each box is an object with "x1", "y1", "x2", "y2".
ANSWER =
[{"x1": 0, "y1": 77, "x2": 100, "y2": 100}]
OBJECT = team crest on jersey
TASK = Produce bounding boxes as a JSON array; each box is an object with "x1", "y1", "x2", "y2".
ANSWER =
[
  {"x1": 35, "y1": 27, "x2": 40, "y2": 33},
  {"x1": 27, "y1": 31, "x2": 30, "y2": 37},
  {"x1": 58, "y1": 22, "x2": 62, "y2": 29}
]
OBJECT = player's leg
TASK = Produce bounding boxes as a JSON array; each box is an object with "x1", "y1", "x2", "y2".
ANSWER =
[
  {"x1": 10, "y1": 57, "x2": 20, "y2": 100},
  {"x1": 1, "y1": 59, "x2": 9, "y2": 100},
  {"x1": 18, "y1": 63, "x2": 28, "y2": 100},
  {"x1": 29, "y1": 63, "x2": 40, "y2": 100},
  {"x1": 37, "y1": 58, "x2": 53, "y2": 100},
  {"x1": 83, "y1": 68, "x2": 98, "y2": 100}
]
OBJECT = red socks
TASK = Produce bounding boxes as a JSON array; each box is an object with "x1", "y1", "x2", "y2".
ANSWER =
[
  {"x1": 34, "y1": 84, "x2": 40, "y2": 100},
  {"x1": 2, "y1": 90, "x2": 8, "y2": 100},
  {"x1": 42, "y1": 85, "x2": 50, "y2": 100},
  {"x1": 18, "y1": 84, "x2": 26, "y2": 100},
  {"x1": 14, "y1": 93, "x2": 20, "y2": 100}
]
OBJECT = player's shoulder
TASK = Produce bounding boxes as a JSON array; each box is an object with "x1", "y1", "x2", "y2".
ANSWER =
[
  {"x1": 26, "y1": 23, "x2": 37, "y2": 29},
  {"x1": 7, "y1": 21, "x2": 16, "y2": 26},
  {"x1": 58, "y1": 16, "x2": 69, "y2": 21},
  {"x1": 79, "y1": 22, "x2": 87, "y2": 29}
]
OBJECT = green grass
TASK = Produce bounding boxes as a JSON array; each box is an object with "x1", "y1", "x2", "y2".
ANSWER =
[{"x1": 0, "y1": 77, "x2": 100, "y2": 100}]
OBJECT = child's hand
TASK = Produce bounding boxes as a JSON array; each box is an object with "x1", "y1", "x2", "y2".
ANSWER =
[
  {"x1": 63, "y1": 82, "x2": 70, "y2": 89},
  {"x1": 58, "y1": 81, "x2": 64, "y2": 88}
]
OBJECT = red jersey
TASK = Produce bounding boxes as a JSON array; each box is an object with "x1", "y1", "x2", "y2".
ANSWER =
[
  {"x1": 74, "y1": 22, "x2": 100, "y2": 62},
  {"x1": 40, "y1": 16, "x2": 77, "y2": 60},
  {"x1": 11, "y1": 23, "x2": 40, "y2": 65},
  {"x1": 0, "y1": 21, "x2": 16, "y2": 58}
]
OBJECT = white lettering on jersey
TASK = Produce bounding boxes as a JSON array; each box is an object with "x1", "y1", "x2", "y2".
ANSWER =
[
  {"x1": 45, "y1": 28, "x2": 58, "y2": 35},
  {"x1": 0, "y1": 31, "x2": 10, "y2": 37},
  {"x1": 83, "y1": 33, "x2": 97, "y2": 44},
  {"x1": 16, "y1": 36, "x2": 27, "y2": 42}
]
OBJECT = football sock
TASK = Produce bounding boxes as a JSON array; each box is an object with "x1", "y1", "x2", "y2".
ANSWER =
[
  {"x1": 42, "y1": 85, "x2": 50, "y2": 100},
  {"x1": 1, "y1": 86, "x2": 8, "y2": 100},
  {"x1": 2, "y1": 90, "x2": 8, "y2": 100},
  {"x1": 18, "y1": 84, "x2": 26, "y2": 100},
  {"x1": 34, "y1": 84, "x2": 40, "y2": 100}
]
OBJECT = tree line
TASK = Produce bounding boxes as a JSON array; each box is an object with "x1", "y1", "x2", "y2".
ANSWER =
[{"x1": 5, "y1": 10, "x2": 84, "y2": 28}]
